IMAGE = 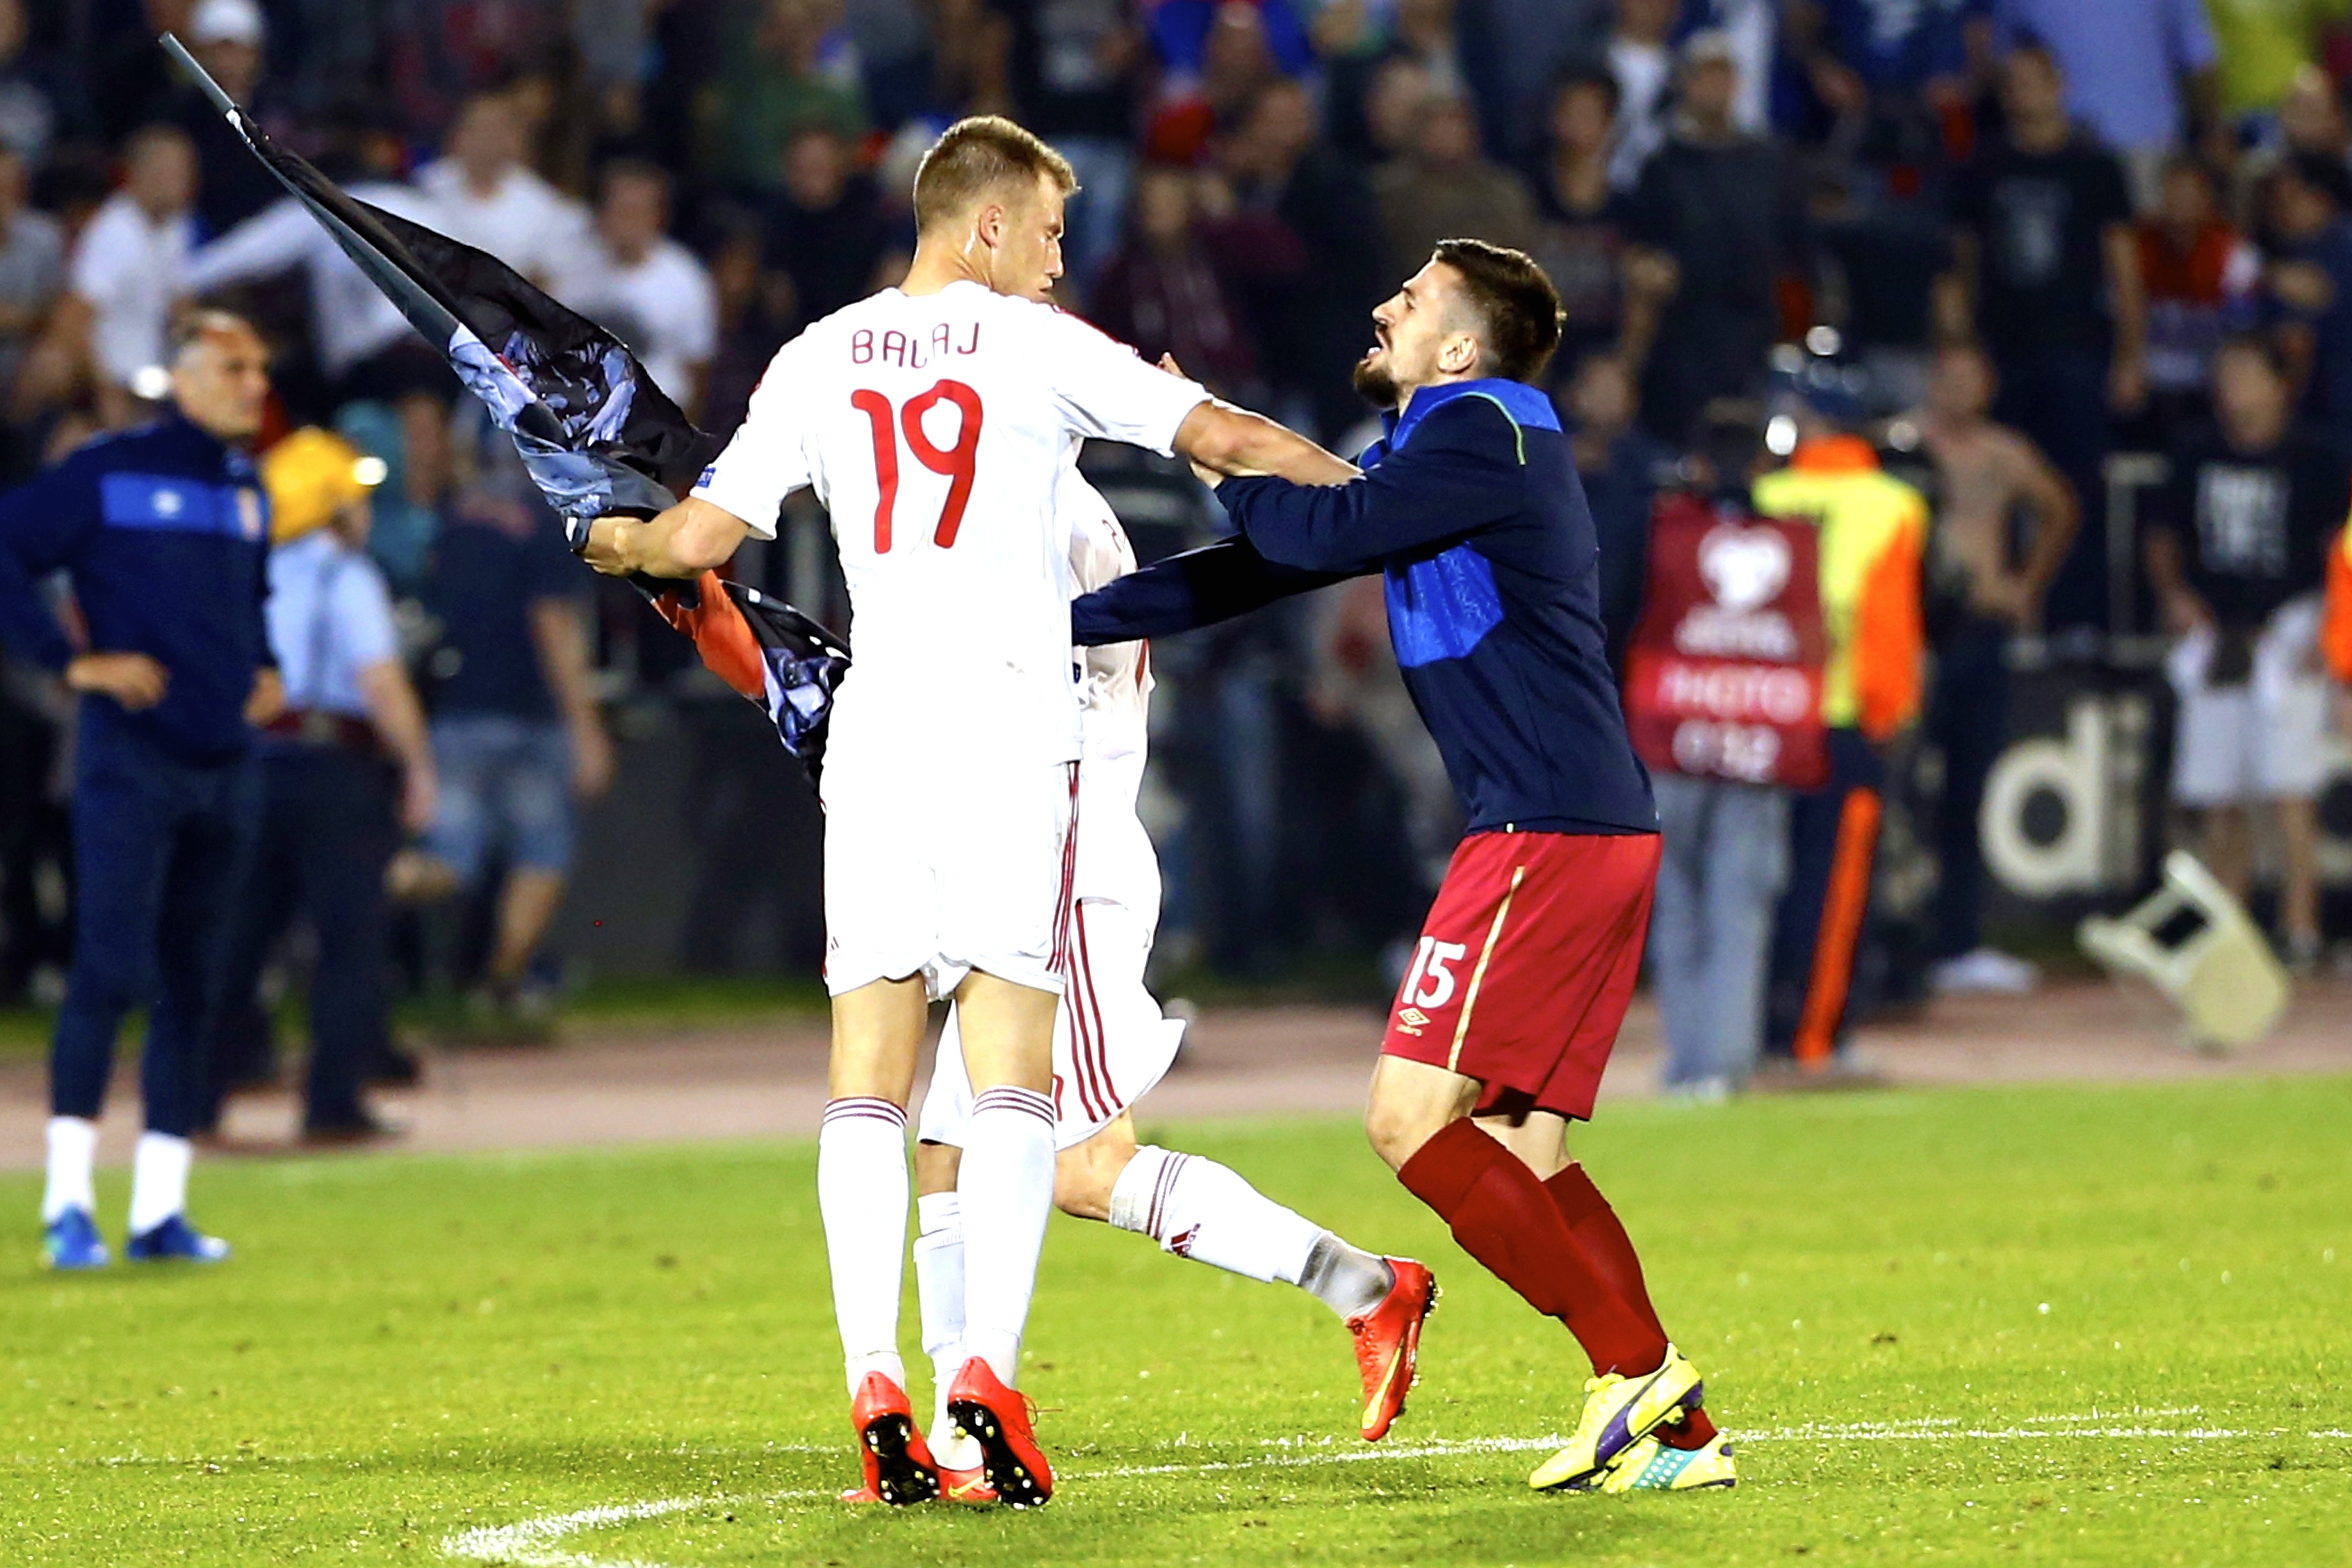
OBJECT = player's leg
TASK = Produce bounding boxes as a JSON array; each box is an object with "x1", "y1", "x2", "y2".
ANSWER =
[
  {"x1": 823, "y1": 974, "x2": 938, "y2": 1505},
  {"x1": 1067, "y1": 1111, "x2": 1389, "y2": 1314},
  {"x1": 1070, "y1": 1110, "x2": 1434, "y2": 1441},
  {"x1": 942, "y1": 967, "x2": 1058, "y2": 1507},
  {"x1": 910, "y1": 1005, "x2": 986, "y2": 1488},
  {"x1": 126, "y1": 770, "x2": 249, "y2": 1261},
  {"x1": 1479, "y1": 1109, "x2": 1721, "y2": 1456},
  {"x1": 43, "y1": 755, "x2": 178, "y2": 1268}
]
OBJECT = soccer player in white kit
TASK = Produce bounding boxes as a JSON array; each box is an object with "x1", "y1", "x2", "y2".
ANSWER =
[
  {"x1": 911, "y1": 470, "x2": 1440, "y2": 1502},
  {"x1": 582, "y1": 117, "x2": 1353, "y2": 1509}
]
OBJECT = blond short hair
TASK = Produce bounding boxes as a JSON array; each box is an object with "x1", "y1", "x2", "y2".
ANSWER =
[{"x1": 911, "y1": 116, "x2": 1077, "y2": 233}]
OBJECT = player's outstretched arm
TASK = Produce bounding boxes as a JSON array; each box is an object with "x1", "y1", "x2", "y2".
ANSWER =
[
  {"x1": 582, "y1": 497, "x2": 752, "y2": 580},
  {"x1": 1072, "y1": 536, "x2": 1353, "y2": 646},
  {"x1": 1174, "y1": 401, "x2": 1360, "y2": 487}
]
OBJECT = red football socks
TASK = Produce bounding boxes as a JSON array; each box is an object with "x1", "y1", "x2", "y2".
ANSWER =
[
  {"x1": 1397, "y1": 1119, "x2": 1668, "y2": 1377},
  {"x1": 1544, "y1": 1163, "x2": 1717, "y2": 1450}
]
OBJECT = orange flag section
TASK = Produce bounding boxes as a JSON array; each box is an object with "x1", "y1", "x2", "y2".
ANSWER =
[{"x1": 650, "y1": 570, "x2": 767, "y2": 701}]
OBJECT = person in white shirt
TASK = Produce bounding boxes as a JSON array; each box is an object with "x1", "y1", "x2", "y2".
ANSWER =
[
  {"x1": 549, "y1": 160, "x2": 717, "y2": 418},
  {"x1": 181, "y1": 178, "x2": 440, "y2": 388},
  {"x1": 68, "y1": 124, "x2": 196, "y2": 425},
  {"x1": 412, "y1": 89, "x2": 588, "y2": 288},
  {"x1": 581, "y1": 115, "x2": 1352, "y2": 1510}
]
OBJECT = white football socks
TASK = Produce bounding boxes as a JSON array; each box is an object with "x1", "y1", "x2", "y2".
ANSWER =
[
  {"x1": 818, "y1": 1097, "x2": 911, "y2": 1398},
  {"x1": 1109, "y1": 1145, "x2": 1390, "y2": 1316},
  {"x1": 127, "y1": 1131, "x2": 191, "y2": 1237},
  {"x1": 912, "y1": 1189, "x2": 980, "y2": 1468},
  {"x1": 42, "y1": 1116, "x2": 97, "y2": 1224},
  {"x1": 955, "y1": 1085, "x2": 1056, "y2": 1387}
]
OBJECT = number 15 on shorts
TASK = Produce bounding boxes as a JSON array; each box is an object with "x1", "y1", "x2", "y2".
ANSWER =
[{"x1": 1397, "y1": 937, "x2": 1467, "y2": 1029}]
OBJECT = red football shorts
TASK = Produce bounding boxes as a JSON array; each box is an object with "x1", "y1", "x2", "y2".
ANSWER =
[{"x1": 1381, "y1": 828, "x2": 1661, "y2": 1122}]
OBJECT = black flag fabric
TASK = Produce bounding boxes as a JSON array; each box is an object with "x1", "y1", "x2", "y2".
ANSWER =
[{"x1": 160, "y1": 33, "x2": 848, "y2": 785}]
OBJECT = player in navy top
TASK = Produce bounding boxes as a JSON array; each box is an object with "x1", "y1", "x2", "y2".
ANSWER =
[
  {"x1": 1073, "y1": 242, "x2": 1728, "y2": 1493},
  {"x1": 0, "y1": 311, "x2": 281, "y2": 1269}
]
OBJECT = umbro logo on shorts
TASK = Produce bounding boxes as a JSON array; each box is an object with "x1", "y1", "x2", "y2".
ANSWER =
[{"x1": 1395, "y1": 1007, "x2": 1430, "y2": 1035}]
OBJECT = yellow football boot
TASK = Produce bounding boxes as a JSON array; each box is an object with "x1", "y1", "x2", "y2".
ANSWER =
[{"x1": 1527, "y1": 1344, "x2": 1703, "y2": 1492}]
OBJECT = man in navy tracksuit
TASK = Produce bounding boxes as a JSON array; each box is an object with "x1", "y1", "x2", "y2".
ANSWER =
[
  {"x1": 0, "y1": 312, "x2": 280, "y2": 1268},
  {"x1": 1073, "y1": 242, "x2": 1732, "y2": 1494}
]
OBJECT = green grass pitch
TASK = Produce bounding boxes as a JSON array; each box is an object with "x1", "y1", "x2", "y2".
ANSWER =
[{"x1": 5, "y1": 1074, "x2": 2347, "y2": 1566}]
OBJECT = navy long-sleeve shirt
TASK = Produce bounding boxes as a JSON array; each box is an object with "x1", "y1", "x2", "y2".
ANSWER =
[
  {"x1": 1074, "y1": 377, "x2": 1655, "y2": 837},
  {"x1": 0, "y1": 414, "x2": 271, "y2": 763}
]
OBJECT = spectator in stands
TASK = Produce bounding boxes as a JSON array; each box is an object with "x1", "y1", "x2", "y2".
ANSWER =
[
  {"x1": 2232, "y1": 66, "x2": 2352, "y2": 226},
  {"x1": 179, "y1": 114, "x2": 440, "y2": 402},
  {"x1": 1088, "y1": 164, "x2": 1271, "y2": 402},
  {"x1": 1325, "y1": 0, "x2": 1474, "y2": 159},
  {"x1": 1217, "y1": 79, "x2": 1388, "y2": 441},
  {"x1": 2145, "y1": 335, "x2": 2343, "y2": 968},
  {"x1": 719, "y1": 0, "x2": 871, "y2": 193},
  {"x1": 1456, "y1": 0, "x2": 1610, "y2": 166},
  {"x1": 1355, "y1": 56, "x2": 1433, "y2": 166},
  {"x1": 1904, "y1": 340, "x2": 2078, "y2": 996},
  {"x1": 761, "y1": 124, "x2": 894, "y2": 329},
  {"x1": 163, "y1": 0, "x2": 282, "y2": 237},
  {"x1": 66, "y1": 124, "x2": 196, "y2": 428},
  {"x1": 997, "y1": 0, "x2": 1146, "y2": 291},
  {"x1": 1600, "y1": 0, "x2": 1681, "y2": 191},
  {"x1": 1940, "y1": 43, "x2": 2145, "y2": 632},
  {"x1": 551, "y1": 161, "x2": 717, "y2": 421},
  {"x1": 0, "y1": 0, "x2": 60, "y2": 165},
  {"x1": 1372, "y1": 92, "x2": 1537, "y2": 283},
  {"x1": 2261, "y1": 152, "x2": 2352, "y2": 450},
  {"x1": 208, "y1": 429, "x2": 434, "y2": 1142},
  {"x1": 1753, "y1": 392, "x2": 1928, "y2": 1072},
  {"x1": 1149, "y1": 0, "x2": 1317, "y2": 108},
  {"x1": 1795, "y1": 0, "x2": 1970, "y2": 110},
  {"x1": 2134, "y1": 157, "x2": 2262, "y2": 448},
  {"x1": 699, "y1": 205, "x2": 796, "y2": 437},
  {"x1": 1624, "y1": 31, "x2": 1810, "y2": 444},
  {"x1": 2199, "y1": 0, "x2": 2339, "y2": 138},
  {"x1": 415, "y1": 413, "x2": 614, "y2": 1022},
  {"x1": 1563, "y1": 352, "x2": 1672, "y2": 672},
  {"x1": 413, "y1": 88, "x2": 589, "y2": 289},
  {"x1": 0, "y1": 144, "x2": 62, "y2": 454},
  {"x1": 1990, "y1": 0, "x2": 2220, "y2": 203},
  {"x1": 1528, "y1": 67, "x2": 1667, "y2": 380}
]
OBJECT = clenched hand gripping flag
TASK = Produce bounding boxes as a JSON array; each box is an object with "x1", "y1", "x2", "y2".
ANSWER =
[{"x1": 162, "y1": 34, "x2": 848, "y2": 784}]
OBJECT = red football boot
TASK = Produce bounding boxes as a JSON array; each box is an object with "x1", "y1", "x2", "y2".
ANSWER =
[
  {"x1": 1348, "y1": 1258, "x2": 1438, "y2": 1441},
  {"x1": 937, "y1": 1463, "x2": 1000, "y2": 1505},
  {"x1": 838, "y1": 1371, "x2": 941, "y2": 1506},
  {"x1": 945, "y1": 1355, "x2": 1054, "y2": 1508}
]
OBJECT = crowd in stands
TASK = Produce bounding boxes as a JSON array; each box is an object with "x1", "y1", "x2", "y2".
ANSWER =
[{"x1": 2, "y1": 0, "x2": 2350, "y2": 1100}]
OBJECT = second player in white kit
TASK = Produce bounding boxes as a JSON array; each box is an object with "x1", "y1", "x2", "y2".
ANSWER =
[{"x1": 912, "y1": 472, "x2": 1436, "y2": 1500}]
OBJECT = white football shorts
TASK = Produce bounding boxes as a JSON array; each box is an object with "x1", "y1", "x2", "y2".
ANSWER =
[
  {"x1": 2167, "y1": 597, "x2": 2331, "y2": 807},
  {"x1": 820, "y1": 755, "x2": 1078, "y2": 999},
  {"x1": 919, "y1": 896, "x2": 1188, "y2": 1152}
]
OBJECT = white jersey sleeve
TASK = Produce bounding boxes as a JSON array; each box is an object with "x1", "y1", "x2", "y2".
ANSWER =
[
  {"x1": 689, "y1": 335, "x2": 815, "y2": 539},
  {"x1": 1037, "y1": 309, "x2": 1211, "y2": 456}
]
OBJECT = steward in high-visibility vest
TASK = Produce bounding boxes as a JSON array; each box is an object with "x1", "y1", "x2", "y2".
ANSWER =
[{"x1": 1751, "y1": 433, "x2": 1926, "y2": 1068}]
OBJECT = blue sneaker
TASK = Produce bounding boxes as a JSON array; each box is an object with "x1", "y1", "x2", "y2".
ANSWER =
[
  {"x1": 125, "y1": 1214, "x2": 230, "y2": 1263},
  {"x1": 43, "y1": 1207, "x2": 110, "y2": 1269}
]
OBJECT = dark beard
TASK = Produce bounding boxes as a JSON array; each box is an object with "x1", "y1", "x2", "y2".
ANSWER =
[{"x1": 1352, "y1": 352, "x2": 1398, "y2": 408}]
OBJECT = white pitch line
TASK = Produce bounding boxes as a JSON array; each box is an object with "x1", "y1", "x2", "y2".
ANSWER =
[{"x1": 439, "y1": 1419, "x2": 2352, "y2": 1568}]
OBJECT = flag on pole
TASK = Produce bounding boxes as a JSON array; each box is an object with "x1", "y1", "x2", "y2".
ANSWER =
[{"x1": 160, "y1": 33, "x2": 848, "y2": 785}]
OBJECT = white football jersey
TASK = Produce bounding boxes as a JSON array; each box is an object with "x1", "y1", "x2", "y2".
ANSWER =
[
  {"x1": 692, "y1": 281, "x2": 1208, "y2": 768},
  {"x1": 1063, "y1": 468, "x2": 1150, "y2": 766}
]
